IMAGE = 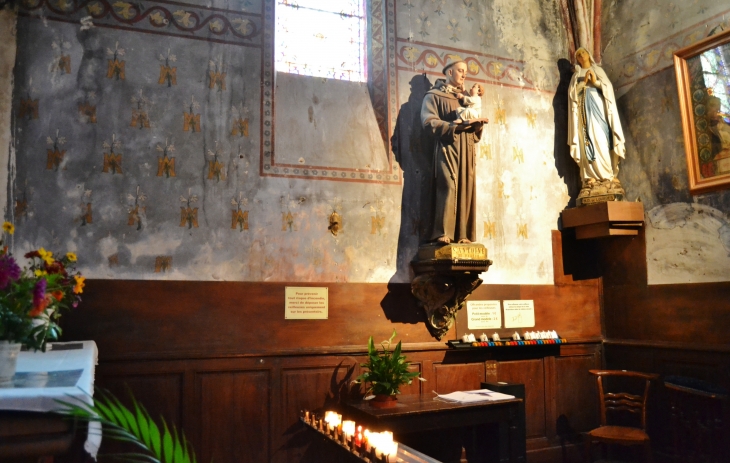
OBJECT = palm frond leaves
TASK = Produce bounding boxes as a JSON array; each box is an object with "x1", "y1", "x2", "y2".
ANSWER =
[{"x1": 57, "y1": 389, "x2": 198, "y2": 463}]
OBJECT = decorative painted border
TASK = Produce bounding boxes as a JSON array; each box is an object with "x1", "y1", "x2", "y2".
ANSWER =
[
  {"x1": 396, "y1": 38, "x2": 542, "y2": 92},
  {"x1": 610, "y1": 8, "x2": 730, "y2": 92},
  {"x1": 18, "y1": 0, "x2": 263, "y2": 47},
  {"x1": 369, "y1": 0, "x2": 389, "y2": 150},
  {"x1": 261, "y1": 0, "x2": 400, "y2": 185},
  {"x1": 386, "y1": 0, "x2": 398, "y2": 173},
  {"x1": 260, "y1": 0, "x2": 274, "y2": 179}
]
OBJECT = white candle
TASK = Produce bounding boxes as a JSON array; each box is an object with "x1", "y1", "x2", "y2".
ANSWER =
[
  {"x1": 370, "y1": 432, "x2": 383, "y2": 458},
  {"x1": 324, "y1": 411, "x2": 341, "y2": 433},
  {"x1": 368, "y1": 430, "x2": 395, "y2": 458},
  {"x1": 342, "y1": 420, "x2": 355, "y2": 438},
  {"x1": 382, "y1": 441, "x2": 398, "y2": 457}
]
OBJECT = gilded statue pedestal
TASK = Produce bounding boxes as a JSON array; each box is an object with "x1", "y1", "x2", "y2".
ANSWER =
[
  {"x1": 411, "y1": 243, "x2": 492, "y2": 340},
  {"x1": 576, "y1": 178, "x2": 625, "y2": 207}
]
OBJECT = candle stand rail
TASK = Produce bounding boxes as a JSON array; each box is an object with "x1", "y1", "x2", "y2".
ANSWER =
[{"x1": 300, "y1": 410, "x2": 442, "y2": 463}]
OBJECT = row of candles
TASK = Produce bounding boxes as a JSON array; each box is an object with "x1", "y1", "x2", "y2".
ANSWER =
[{"x1": 300, "y1": 409, "x2": 399, "y2": 462}]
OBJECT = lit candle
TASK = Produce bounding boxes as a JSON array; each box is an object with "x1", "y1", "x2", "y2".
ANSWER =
[
  {"x1": 382, "y1": 441, "x2": 398, "y2": 461},
  {"x1": 370, "y1": 432, "x2": 383, "y2": 458},
  {"x1": 363, "y1": 429, "x2": 371, "y2": 451},
  {"x1": 324, "y1": 411, "x2": 341, "y2": 435},
  {"x1": 354, "y1": 426, "x2": 363, "y2": 447},
  {"x1": 342, "y1": 420, "x2": 356, "y2": 438}
]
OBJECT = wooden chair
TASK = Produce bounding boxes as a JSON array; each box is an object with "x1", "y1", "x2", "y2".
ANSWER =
[{"x1": 584, "y1": 370, "x2": 659, "y2": 463}]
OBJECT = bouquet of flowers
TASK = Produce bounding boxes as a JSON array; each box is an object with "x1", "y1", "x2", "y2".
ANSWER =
[{"x1": 0, "y1": 222, "x2": 85, "y2": 351}]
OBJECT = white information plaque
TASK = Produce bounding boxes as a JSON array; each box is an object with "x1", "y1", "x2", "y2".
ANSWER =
[
  {"x1": 466, "y1": 300, "x2": 502, "y2": 330},
  {"x1": 285, "y1": 287, "x2": 328, "y2": 319},
  {"x1": 503, "y1": 300, "x2": 535, "y2": 328}
]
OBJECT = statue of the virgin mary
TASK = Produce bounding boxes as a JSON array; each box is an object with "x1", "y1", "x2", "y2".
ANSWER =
[{"x1": 568, "y1": 47, "x2": 626, "y2": 205}]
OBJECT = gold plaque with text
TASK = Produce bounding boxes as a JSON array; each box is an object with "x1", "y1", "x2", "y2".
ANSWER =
[{"x1": 418, "y1": 243, "x2": 487, "y2": 261}]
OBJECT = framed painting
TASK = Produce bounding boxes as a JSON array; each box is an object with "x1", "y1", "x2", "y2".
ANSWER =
[{"x1": 674, "y1": 28, "x2": 730, "y2": 195}]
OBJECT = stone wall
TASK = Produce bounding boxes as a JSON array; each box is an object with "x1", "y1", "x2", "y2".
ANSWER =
[
  {"x1": 0, "y1": 9, "x2": 16, "y2": 220},
  {"x1": 603, "y1": 1, "x2": 730, "y2": 284},
  {"x1": 4, "y1": 0, "x2": 577, "y2": 284}
]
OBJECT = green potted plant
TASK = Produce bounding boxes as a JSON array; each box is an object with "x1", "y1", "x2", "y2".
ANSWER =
[
  {"x1": 354, "y1": 330, "x2": 424, "y2": 408},
  {"x1": 0, "y1": 222, "x2": 85, "y2": 384}
]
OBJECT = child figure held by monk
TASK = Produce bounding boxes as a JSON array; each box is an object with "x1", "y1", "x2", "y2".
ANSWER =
[{"x1": 454, "y1": 83, "x2": 484, "y2": 125}]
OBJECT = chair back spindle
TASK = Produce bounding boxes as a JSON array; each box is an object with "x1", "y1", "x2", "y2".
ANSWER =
[{"x1": 596, "y1": 374, "x2": 652, "y2": 428}]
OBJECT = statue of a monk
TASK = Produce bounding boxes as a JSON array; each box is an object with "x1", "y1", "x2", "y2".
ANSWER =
[{"x1": 420, "y1": 60, "x2": 487, "y2": 244}]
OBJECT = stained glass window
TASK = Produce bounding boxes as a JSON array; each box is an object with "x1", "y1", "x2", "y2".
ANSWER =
[
  {"x1": 275, "y1": 0, "x2": 367, "y2": 82},
  {"x1": 700, "y1": 45, "x2": 730, "y2": 120}
]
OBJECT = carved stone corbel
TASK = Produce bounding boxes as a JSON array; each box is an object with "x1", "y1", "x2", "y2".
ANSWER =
[{"x1": 410, "y1": 243, "x2": 492, "y2": 340}]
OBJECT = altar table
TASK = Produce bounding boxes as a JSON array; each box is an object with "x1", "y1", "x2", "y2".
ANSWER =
[{"x1": 0, "y1": 341, "x2": 99, "y2": 461}]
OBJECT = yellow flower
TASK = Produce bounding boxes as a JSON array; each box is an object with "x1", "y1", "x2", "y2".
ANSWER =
[
  {"x1": 73, "y1": 275, "x2": 86, "y2": 294},
  {"x1": 66, "y1": 252, "x2": 77, "y2": 262},
  {"x1": 34, "y1": 269, "x2": 47, "y2": 277},
  {"x1": 2, "y1": 222, "x2": 14, "y2": 235},
  {"x1": 38, "y1": 247, "x2": 54, "y2": 265}
]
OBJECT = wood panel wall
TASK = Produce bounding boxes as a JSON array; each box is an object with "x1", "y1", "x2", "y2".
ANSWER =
[
  {"x1": 588, "y1": 224, "x2": 730, "y2": 458},
  {"x1": 60, "y1": 232, "x2": 604, "y2": 463},
  {"x1": 598, "y1": 224, "x2": 730, "y2": 390}
]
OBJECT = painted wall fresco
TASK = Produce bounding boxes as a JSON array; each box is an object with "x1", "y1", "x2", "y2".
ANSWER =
[
  {"x1": 603, "y1": 2, "x2": 730, "y2": 284},
  {"x1": 603, "y1": 3, "x2": 730, "y2": 98},
  {"x1": 392, "y1": 0, "x2": 571, "y2": 284},
  {"x1": 6, "y1": 0, "x2": 573, "y2": 284}
]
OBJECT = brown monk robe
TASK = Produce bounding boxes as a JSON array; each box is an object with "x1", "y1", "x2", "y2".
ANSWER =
[{"x1": 421, "y1": 60, "x2": 485, "y2": 244}]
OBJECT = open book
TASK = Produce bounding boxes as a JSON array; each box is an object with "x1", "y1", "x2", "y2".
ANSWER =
[{"x1": 435, "y1": 389, "x2": 515, "y2": 403}]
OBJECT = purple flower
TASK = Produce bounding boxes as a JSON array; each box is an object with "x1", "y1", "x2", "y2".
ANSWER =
[
  {"x1": 32, "y1": 278, "x2": 47, "y2": 307},
  {"x1": 0, "y1": 254, "x2": 21, "y2": 289}
]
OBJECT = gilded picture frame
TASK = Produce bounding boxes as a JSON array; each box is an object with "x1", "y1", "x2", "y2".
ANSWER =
[{"x1": 674, "y1": 28, "x2": 730, "y2": 195}]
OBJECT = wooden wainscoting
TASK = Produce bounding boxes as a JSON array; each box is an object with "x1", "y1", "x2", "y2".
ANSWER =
[
  {"x1": 597, "y1": 221, "x2": 730, "y2": 462},
  {"x1": 61, "y1": 276, "x2": 603, "y2": 463},
  {"x1": 604, "y1": 341, "x2": 730, "y2": 461},
  {"x1": 88, "y1": 343, "x2": 601, "y2": 463}
]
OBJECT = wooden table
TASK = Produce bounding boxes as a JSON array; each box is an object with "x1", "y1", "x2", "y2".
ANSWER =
[{"x1": 344, "y1": 394, "x2": 524, "y2": 463}]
